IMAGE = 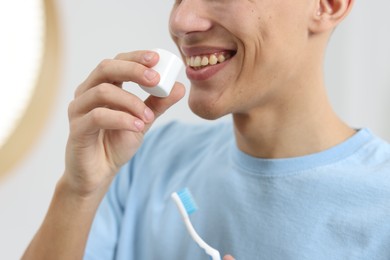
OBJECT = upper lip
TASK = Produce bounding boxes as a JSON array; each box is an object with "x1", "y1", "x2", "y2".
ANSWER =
[{"x1": 180, "y1": 45, "x2": 237, "y2": 57}]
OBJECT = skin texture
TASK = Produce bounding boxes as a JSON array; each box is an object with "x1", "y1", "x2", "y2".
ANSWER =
[
  {"x1": 170, "y1": 0, "x2": 315, "y2": 119},
  {"x1": 22, "y1": 0, "x2": 355, "y2": 259},
  {"x1": 169, "y1": 0, "x2": 355, "y2": 158}
]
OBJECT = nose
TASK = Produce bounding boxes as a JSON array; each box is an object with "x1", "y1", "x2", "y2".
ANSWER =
[{"x1": 169, "y1": 0, "x2": 212, "y2": 39}]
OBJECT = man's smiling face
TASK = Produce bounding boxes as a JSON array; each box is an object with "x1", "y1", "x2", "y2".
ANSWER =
[{"x1": 169, "y1": 0, "x2": 315, "y2": 119}]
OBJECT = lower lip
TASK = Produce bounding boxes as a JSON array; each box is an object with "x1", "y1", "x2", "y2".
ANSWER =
[{"x1": 185, "y1": 59, "x2": 230, "y2": 81}]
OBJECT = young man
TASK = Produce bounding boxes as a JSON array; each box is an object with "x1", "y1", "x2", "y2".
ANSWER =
[{"x1": 23, "y1": 0, "x2": 390, "y2": 259}]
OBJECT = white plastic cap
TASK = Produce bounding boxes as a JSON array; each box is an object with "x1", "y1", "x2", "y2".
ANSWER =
[{"x1": 139, "y1": 48, "x2": 183, "y2": 97}]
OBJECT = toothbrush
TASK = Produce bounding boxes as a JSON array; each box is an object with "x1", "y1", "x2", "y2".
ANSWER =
[{"x1": 171, "y1": 188, "x2": 222, "y2": 260}]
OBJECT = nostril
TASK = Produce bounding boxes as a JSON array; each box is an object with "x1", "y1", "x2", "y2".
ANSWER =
[{"x1": 169, "y1": 1, "x2": 212, "y2": 38}]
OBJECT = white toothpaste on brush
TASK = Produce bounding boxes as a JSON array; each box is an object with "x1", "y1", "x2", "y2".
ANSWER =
[{"x1": 139, "y1": 48, "x2": 183, "y2": 97}]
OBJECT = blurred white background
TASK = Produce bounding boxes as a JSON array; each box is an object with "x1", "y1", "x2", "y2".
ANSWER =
[{"x1": 0, "y1": 0, "x2": 389, "y2": 258}]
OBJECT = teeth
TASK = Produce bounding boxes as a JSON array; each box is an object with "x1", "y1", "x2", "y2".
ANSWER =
[
  {"x1": 194, "y1": 56, "x2": 201, "y2": 67},
  {"x1": 186, "y1": 52, "x2": 231, "y2": 68},
  {"x1": 201, "y1": 56, "x2": 208, "y2": 66},
  {"x1": 217, "y1": 54, "x2": 225, "y2": 63},
  {"x1": 209, "y1": 54, "x2": 218, "y2": 65}
]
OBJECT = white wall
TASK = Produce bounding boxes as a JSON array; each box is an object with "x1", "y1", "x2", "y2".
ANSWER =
[
  {"x1": 326, "y1": 1, "x2": 390, "y2": 138},
  {"x1": 0, "y1": 1, "x2": 389, "y2": 259}
]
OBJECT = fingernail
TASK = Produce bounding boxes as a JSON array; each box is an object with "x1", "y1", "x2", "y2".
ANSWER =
[
  {"x1": 144, "y1": 107, "x2": 154, "y2": 122},
  {"x1": 134, "y1": 119, "x2": 144, "y2": 131},
  {"x1": 144, "y1": 69, "x2": 158, "y2": 81},
  {"x1": 143, "y1": 52, "x2": 155, "y2": 62}
]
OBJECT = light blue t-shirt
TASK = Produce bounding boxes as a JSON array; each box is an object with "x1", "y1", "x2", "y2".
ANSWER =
[{"x1": 85, "y1": 121, "x2": 390, "y2": 260}]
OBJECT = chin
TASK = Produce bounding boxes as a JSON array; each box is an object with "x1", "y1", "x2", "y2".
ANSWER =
[{"x1": 188, "y1": 96, "x2": 228, "y2": 121}]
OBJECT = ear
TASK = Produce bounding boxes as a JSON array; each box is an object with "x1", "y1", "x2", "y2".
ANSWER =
[{"x1": 309, "y1": 0, "x2": 354, "y2": 34}]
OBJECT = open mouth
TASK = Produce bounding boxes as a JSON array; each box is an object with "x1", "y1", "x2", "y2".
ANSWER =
[{"x1": 185, "y1": 51, "x2": 236, "y2": 70}]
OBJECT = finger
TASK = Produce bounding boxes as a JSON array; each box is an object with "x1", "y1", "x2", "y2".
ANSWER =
[
  {"x1": 142, "y1": 82, "x2": 185, "y2": 133},
  {"x1": 144, "y1": 82, "x2": 186, "y2": 122},
  {"x1": 76, "y1": 59, "x2": 159, "y2": 97},
  {"x1": 114, "y1": 50, "x2": 159, "y2": 64},
  {"x1": 70, "y1": 107, "x2": 145, "y2": 137},
  {"x1": 68, "y1": 83, "x2": 154, "y2": 124},
  {"x1": 75, "y1": 50, "x2": 160, "y2": 97},
  {"x1": 223, "y1": 255, "x2": 235, "y2": 260}
]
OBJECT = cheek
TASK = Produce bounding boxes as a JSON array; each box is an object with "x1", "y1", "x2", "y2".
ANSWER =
[{"x1": 232, "y1": 40, "x2": 289, "y2": 110}]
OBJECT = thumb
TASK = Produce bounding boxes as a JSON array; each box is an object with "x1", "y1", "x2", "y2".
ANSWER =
[
  {"x1": 223, "y1": 255, "x2": 236, "y2": 260},
  {"x1": 143, "y1": 82, "x2": 186, "y2": 132}
]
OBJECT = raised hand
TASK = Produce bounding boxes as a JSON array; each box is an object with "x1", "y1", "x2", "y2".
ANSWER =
[{"x1": 64, "y1": 50, "x2": 185, "y2": 197}]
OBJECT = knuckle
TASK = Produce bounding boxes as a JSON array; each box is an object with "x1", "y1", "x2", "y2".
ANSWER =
[
  {"x1": 89, "y1": 108, "x2": 104, "y2": 123},
  {"x1": 67, "y1": 100, "x2": 77, "y2": 117},
  {"x1": 94, "y1": 83, "x2": 111, "y2": 98},
  {"x1": 114, "y1": 52, "x2": 127, "y2": 59},
  {"x1": 74, "y1": 84, "x2": 84, "y2": 98},
  {"x1": 96, "y1": 59, "x2": 112, "y2": 74}
]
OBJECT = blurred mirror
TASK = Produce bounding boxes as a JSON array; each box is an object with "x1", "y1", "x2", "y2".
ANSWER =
[{"x1": 0, "y1": 0, "x2": 59, "y2": 178}]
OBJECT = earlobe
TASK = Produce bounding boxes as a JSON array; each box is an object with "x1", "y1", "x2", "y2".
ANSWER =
[{"x1": 309, "y1": 0, "x2": 354, "y2": 34}]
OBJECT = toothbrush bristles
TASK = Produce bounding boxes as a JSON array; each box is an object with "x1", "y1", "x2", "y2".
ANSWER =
[{"x1": 177, "y1": 188, "x2": 198, "y2": 215}]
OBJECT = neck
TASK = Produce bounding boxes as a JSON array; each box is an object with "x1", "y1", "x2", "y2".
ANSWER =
[{"x1": 232, "y1": 80, "x2": 355, "y2": 159}]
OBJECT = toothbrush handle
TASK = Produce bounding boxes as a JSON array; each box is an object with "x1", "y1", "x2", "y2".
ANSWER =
[
  {"x1": 183, "y1": 217, "x2": 221, "y2": 260},
  {"x1": 208, "y1": 250, "x2": 221, "y2": 260}
]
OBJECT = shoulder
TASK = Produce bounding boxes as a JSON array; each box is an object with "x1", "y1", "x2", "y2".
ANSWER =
[
  {"x1": 342, "y1": 129, "x2": 390, "y2": 185},
  {"x1": 356, "y1": 129, "x2": 390, "y2": 167}
]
